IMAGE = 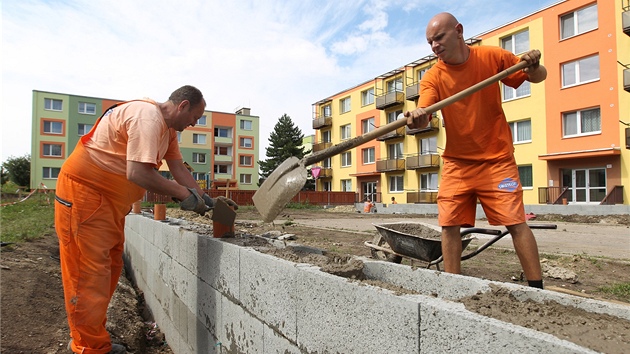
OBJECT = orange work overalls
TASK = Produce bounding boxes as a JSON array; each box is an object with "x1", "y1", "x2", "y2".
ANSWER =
[{"x1": 55, "y1": 103, "x2": 146, "y2": 353}]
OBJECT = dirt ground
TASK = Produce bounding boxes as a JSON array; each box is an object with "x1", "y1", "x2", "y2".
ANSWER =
[{"x1": 1, "y1": 206, "x2": 629, "y2": 353}]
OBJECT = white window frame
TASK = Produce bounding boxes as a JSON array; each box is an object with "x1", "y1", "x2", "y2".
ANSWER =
[
  {"x1": 340, "y1": 124, "x2": 351, "y2": 140},
  {"x1": 197, "y1": 115, "x2": 207, "y2": 126},
  {"x1": 389, "y1": 175, "x2": 404, "y2": 192},
  {"x1": 560, "y1": 4, "x2": 598, "y2": 40},
  {"x1": 192, "y1": 152, "x2": 206, "y2": 164},
  {"x1": 420, "y1": 173, "x2": 438, "y2": 191},
  {"x1": 44, "y1": 98, "x2": 63, "y2": 111},
  {"x1": 518, "y1": 165, "x2": 533, "y2": 189},
  {"x1": 177, "y1": 131, "x2": 182, "y2": 143},
  {"x1": 43, "y1": 120, "x2": 63, "y2": 134},
  {"x1": 361, "y1": 88, "x2": 374, "y2": 106},
  {"x1": 420, "y1": 137, "x2": 437, "y2": 154},
  {"x1": 362, "y1": 147, "x2": 375, "y2": 164},
  {"x1": 78, "y1": 102, "x2": 96, "y2": 115},
  {"x1": 43, "y1": 143, "x2": 62, "y2": 157},
  {"x1": 192, "y1": 133, "x2": 207, "y2": 145},
  {"x1": 240, "y1": 137, "x2": 253, "y2": 148},
  {"x1": 239, "y1": 155, "x2": 253, "y2": 166},
  {"x1": 417, "y1": 68, "x2": 428, "y2": 82},
  {"x1": 43, "y1": 167, "x2": 60, "y2": 179},
  {"x1": 562, "y1": 55, "x2": 600, "y2": 88},
  {"x1": 386, "y1": 78, "x2": 403, "y2": 93},
  {"x1": 340, "y1": 97, "x2": 351, "y2": 114},
  {"x1": 341, "y1": 151, "x2": 352, "y2": 167},
  {"x1": 322, "y1": 130, "x2": 331, "y2": 143},
  {"x1": 341, "y1": 179, "x2": 352, "y2": 192},
  {"x1": 240, "y1": 174, "x2": 252, "y2": 184},
  {"x1": 509, "y1": 119, "x2": 532, "y2": 144},
  {"x1": 240, "y1": 120, "x2": 252, "y2": 130},
  {"x1": 501, "y1": 29, "x2": 529, "y2": 55},
  {"x1": 192, "y1": 172, "x2": 205, "y2": 180},
  {"x1": 322, "y1": 105, "x2": 331, "y2": 117},
  {"x1": 215, "y1": 127, "x2": 231, "y2": 138},
  {"x1": 362, "y1": 117, "x2": 375, "y2": 134},
  {"x1": 387, "y1": 110, "x2": 402, "y2": 123},
  {"x1": 214, "y1": 146, "x2": 231, "y2": 155},
  {"x1": 322, "y1": 158, "x2": 332, "y2": 169},
  {"x1": 214, "y1": 164, "x2": 231, "y2": 174},
  {"x1": 562, "y1": 107, "x2": 601, "y2": 137},
  {"x1": 78, "y1": 123, "x2": 93, "y2": 136},
  {"x1": 388, "y1": 143, "x2": 403, "y2": 159}
]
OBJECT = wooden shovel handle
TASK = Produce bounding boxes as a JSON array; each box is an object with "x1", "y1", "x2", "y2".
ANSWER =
[{"x1": 303, "y1": 60, "x2": 529, "y2": 166}]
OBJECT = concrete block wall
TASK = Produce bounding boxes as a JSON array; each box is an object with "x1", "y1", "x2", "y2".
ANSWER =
[{"x1": 124, "y1": 214, "x2": 629, "y2": 353}]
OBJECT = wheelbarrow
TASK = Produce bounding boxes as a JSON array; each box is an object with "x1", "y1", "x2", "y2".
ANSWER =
[{"x1": 365, "y1": 222, "x2": 557, "y2": 270}]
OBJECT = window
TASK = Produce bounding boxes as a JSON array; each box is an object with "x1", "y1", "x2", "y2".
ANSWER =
[
  {"x1": 560, "y1": 4, "x2": 598, "y2": 40},
  {"x1": 562, "y1": 55, "x2": 599, "y2": 87},
  {"x1": 322, "y1": 158, "x2": 331, "y2": 168},
  {"x1": 240, "y1": 137, "x2": 253, "y2": 148},
  {"x1": 78, "y1": 102, "x2": 96, "y2": 115},
  {"x1": 417, "y1": 68, "x2": 428, "y2": 82},
  {"x1": 240, "y1": 120, "x2": 252, "y2": 130},
  {"x1": 340, "y1": 124, "x2": 351, "y2": 140},
  {"x1": 420, "y1": 137, "x2": 437, "y2": 154},
  {"x1": 239, "y1": 155, "x2": 252, "y2": 166},
  {"x1": 341, "y1": 151, "x2": 352, "y2": 167},
  {"x1": 214, "y1": 165, "x2": 230, "y2": 174},
  {"x1": 322, "y1": 105, "x2": 331, "y2": 117},
  {"x1": 197, "y1": 115, "x2": 207, "y2": 126},
  {"x1": 322, "y1": 181, "x2": 331, "y2": 191},
  {"x1": 341, "y1": 179, "x2": 352, "y2": 192},
  {"x1": 386, "y1": 78, "x2": 403, "y2": 93},
  {"x1": 44, "y1": 98, "x2": 62, "y2": 111},
  {"x1": 177, "y1": 131, "x2": 182, "y2": 143},
  {"x1": 43, "y1": 167, "x2": 60, "y2": 179},
  {"x1": 192, "y1": 153, "x2": 206, "y2": 163},
  {"x1": 214, "y1": 127, "x2": 231, "y2": 138},
  {"x1": 509, "y1": 120, "x2": 532, "y2": 143},
  {"x1": 362, "y1": 147, "x2": 375, "y2": 164},
  {"x1": 362, "y1": 117, "x2": 375, "y2": 134},
  {"x1": 518, "y1": 165, "x2": 533, "y2": 188},
  {"x1": 159, "y1": 171, "x2": 172, "y2": 179},
  {"x1": 362, "y1": 88, "x2": 374, "y2": 106},
  {"x1": 240, "y1": 174, "x2": 252, "y2": 184},
  {"x1": 215, "y1": 146, "x2": 231, "y2": 155},
  {"x1": 388, "y1": 143, "x2": 403, "y2": 159},
  {"x1": 340, "y1": 97, "x2": 351, "y2": 113},
  {"x1": 421, "y1": 173, "x2": 438, "y2": 191},
  {"x1": 192, "y1": 134, "x2": 206, "y2": 144},
  {"x1": 389, "y1": 175, "x2": 404, "y2": 192},
  {"x1": 503, "y1": 81, "x2": 530, "y2": 101},
  {"x1": 43, "y1": 143, "x2": 62, "y2": 157},
  {"x1": 193, "y1": 172, "x2": 205, "y2": 181},
  {"x1": 501, "y1": 30, "x2": 529, "y2": 55},
  {"x1": 563, "y1": 107, "x2": 601, "y2": 137},
  {"x1": 43, "y1": 120, "x2": 63, "y2": 134},
  {"x1": 322, "y1": 130, "x2": 331, "y2": 143},
  {"x1": 78, "y1": 123, "x2": 93, "y2": 136},
  {"x1": 387, "y1": 110, "x2": 402, "y2": 123}
]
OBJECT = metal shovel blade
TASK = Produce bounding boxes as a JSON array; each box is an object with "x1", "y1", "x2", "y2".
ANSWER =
[{"x1": 253, "y1": 156, "x2": 308, "y2": 222}]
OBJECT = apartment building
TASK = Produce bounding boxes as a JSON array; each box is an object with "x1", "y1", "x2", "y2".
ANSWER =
[
  {"x1": 30, "y1": 91, "x2": 259, "y2": 191},
  {"x1": 311, "y1": 0, "x2": 630, "y2": 206}
]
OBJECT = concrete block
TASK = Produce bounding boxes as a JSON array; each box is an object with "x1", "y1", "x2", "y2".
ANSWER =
[
  {"x1": 193, "y1": 316, "x2": 221, "y2": 354},
  {"x1": 220, "y1": 296, "x2": 264, "y2": 353},
  {"x1": 262, "y1": 327, "x2": 302, "y2": 354},
  {"x1": 197, "y1": 238, "x2": 241, "y2": 300},
  {"x1": 195, "y1": 278, "x2": 222, "y2": 338}
]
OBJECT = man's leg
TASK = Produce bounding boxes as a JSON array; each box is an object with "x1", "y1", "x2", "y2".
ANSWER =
[
  {"x1": 506, "y1": 222, "x2": 543, "y2": 288},
  {"x1": 441, "y1": 225, "x2": 463, "y2": 273}
]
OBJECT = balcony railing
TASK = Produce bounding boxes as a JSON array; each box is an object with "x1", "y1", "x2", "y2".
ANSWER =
[
  {"x1": 406, "y1": 153, "x2": 440, "y2": 170},
  {"x1": 312, "y1": 116, "x2": 332, "y2": 129},
  {"x1": 406, "y1": 116, "x2": 440, "y2": 135},
  {"x1": 406, "y1": 83, "x2": 420, "y2": 100},
  {"x1": 312, "y1": 141, "x2": 332, "y2": 153},
  {"x1": 376, "y1": 157, "x2": 405, "y2": 172},
  {"x1": 375, "y1": 91, "x2": 405, "y2": 110},
  {"x1": 406, "y1": 191, "x2": 438, "y2": 204},
  {"x1": 376, "y1": 126, "x2": 406, "y2": 141},
  {"x1": 318, "y1": 168, "x2": 333, "y2": 178},
  {"x1": 538, "y1": 186, "x2": 569, "y2": 204}
]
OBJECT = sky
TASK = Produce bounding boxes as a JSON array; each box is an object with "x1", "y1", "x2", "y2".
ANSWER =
[{"x1": 1, "y1": 0, "x2": 560, "y2": 163}]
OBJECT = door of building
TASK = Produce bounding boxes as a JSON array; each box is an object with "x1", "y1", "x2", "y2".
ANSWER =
[
  {"x1": 562, "y1": 168, "x2": 606, "y2": 203},
  {"x1": 363, "y1": 181, "x2": 377, "y2": 202}
]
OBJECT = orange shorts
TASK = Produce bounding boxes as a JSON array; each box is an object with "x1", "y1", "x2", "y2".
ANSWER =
[{"x1": 437, "y1": 156, "x2": 525, "y2": 227}]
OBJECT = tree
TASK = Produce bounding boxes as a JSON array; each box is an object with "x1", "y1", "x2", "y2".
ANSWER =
[
  {"x1": 2, "y1": 154, "x2": 31, "y2": 188},
  {"x1": 1, "y1": 166, "x2": 9, "y2": 187},
  {"x1": 258, "y1": 114, "x2": 311, "y2": 187}
]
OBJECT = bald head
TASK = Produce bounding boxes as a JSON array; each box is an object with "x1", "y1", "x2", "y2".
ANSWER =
[
  {"x1": 426, "y1": 12, "x2": 460, "y2": 34},
  {"x1": 425, "y1": 12, "x2": 468, "y2": 65}
]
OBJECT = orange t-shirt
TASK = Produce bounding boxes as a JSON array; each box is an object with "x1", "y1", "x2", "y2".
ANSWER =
[
  {"x1": 84, "y1": 99, "x2": 182, "y2": 175},
  {"x1": 418, "y1": 46, "x2": 528, "y2": 161}
]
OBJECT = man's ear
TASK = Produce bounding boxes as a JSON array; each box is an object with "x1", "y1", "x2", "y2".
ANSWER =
[
  {"x1": 178, "y1": 100, "x2": 190, "y2": 112},
  {"x1": 455, "y1": 23, "x2": 464, "y2": 37}
]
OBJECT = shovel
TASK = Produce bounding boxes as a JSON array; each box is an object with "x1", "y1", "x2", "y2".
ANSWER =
[{"x1": 253, "y1": 60, "x2": 530, "y2": 222}]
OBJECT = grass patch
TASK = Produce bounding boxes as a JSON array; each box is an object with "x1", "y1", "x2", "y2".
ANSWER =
[
  {"x1": 285, "y1": 201, "x2": 321, "y2": 210},
  {"x1": 598, "y1": 282, "x2": 630, "y2": 302},
  {"x1": 1, "y1": 196, "x2": 55, "y2": 243}
]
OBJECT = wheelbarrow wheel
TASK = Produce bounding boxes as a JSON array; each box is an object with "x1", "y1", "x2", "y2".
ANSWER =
[{"x1": 370, "y1": 234, "x2": 403, "y2": 264}]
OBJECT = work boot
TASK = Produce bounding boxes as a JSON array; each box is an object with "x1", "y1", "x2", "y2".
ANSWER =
[{"x1": 67, "y1": 340, "x2": 126, "y2": 353}]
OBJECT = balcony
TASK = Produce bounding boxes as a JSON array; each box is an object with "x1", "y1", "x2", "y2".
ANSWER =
[
  {"x1": 318, "y1": 168, "x2": 333, "y2": 178},
  {"x1": 406, "y1": 116, "x2": 440, "y2": 135},
  {"x1": 406, "y1": 153, "x2": 440, "y2": 170},
  {"x1": 624, "y1": 68, "x2": 630, "y2": 93},
  {"x1": 406, "y1": 191, "x2": 438, "y2": 204},
  {"x1": 623, "y1": 10, "x2": 630, "y2": 36},
  {"x1": 214, "y1": 154, "x2": 233, "y2": 163},
  {"x1": 312, "y1": 141, "x2": 332, "y2": 153},
  {"x1": 376, "y1": 126, "x2": 406, "y2": 141},
  {"x1": 312, "y1": 116, "x2": 332, "y2": 129},
  {"x1": 406, "y1": 83, "x2": 420, "y2": 100},
  {"x1": 375, "y1": 91, "x2": 405, "y2": 110},
  {"x1": 376, "y1": 157, "x2": 405, "y2": 172}
]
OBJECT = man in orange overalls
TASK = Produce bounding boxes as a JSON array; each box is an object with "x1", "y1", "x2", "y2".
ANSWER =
[
  {"x1": 55, "y1": 85, "x2": 237, "y2": 353},
  {"x1": 405, "y1": 13, "x2": 547, "y2": 288}
]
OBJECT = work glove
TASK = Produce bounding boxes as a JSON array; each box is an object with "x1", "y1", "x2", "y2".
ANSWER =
[
  {"x1": 179, "y1": 188, "x2": 210, "y2": 216},
  {"x1": 202, "y1": 194, "x2": 239, "y2": 210}
]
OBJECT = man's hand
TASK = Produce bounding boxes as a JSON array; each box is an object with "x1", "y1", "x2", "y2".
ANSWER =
[
  {"x1": 202, "y1": 194, "x2": 239, "y2": 210},
  {"x1": 179, "y1": 188, "x2": 210, "y2": 216},
  {"x1": 405, "y1": 108, "x2": 430, "y2": 130},
  {"x1": 520, "y1": 49, "x2": 541, "y2": 73}
]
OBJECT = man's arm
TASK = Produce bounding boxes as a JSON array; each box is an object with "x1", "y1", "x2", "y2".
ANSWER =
[
  {"x1": 126, "y1": 160, "x2": 190, "y2": 201},
  {"x1": 520, "y1": 49, "x2": 547, "y2": 83}
]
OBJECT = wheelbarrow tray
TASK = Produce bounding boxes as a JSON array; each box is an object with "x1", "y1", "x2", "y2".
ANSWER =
[{"x1": 373, "y1": 222, "x2": 474, "y2": 262}]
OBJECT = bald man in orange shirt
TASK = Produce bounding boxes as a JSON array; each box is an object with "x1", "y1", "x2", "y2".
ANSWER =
[{"x1": 405, "y1": 13, "x2": 547, "y2": 288}]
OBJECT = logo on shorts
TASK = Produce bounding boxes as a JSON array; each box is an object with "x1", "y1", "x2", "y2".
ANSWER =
[{"x1": 498, "y1": 178, "x2": 519, "y2": 192}]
